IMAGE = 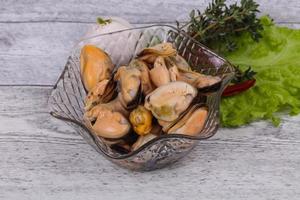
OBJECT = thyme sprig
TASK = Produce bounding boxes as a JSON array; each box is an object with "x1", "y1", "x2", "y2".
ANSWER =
[
  {"x1": 231, "y1": 66, "x2": 257, "y2": 84},
  {"x1": 178, "y1": 0, "x2": 264, "y2": 83}
]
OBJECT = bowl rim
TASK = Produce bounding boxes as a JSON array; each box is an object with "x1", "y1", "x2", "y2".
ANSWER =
[
  {"x1": 50, "y1": 24, "x2": 235, "y2": 160},
  {"x1": 75, "y1": 24, "x2": 233, "y2": 66}
]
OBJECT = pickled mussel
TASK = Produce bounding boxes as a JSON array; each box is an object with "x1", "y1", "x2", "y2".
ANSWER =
[
  {"x1": 129, "y1": 59, "x2": 154, "y2": 95},
  {"x1": 80, "y1": 45, "x2": 114, "y2": 91},
  {"x1": 167, "y1": 104, "x2": 208, "y2": 136},
  {"x1": 84, "y1": 104, "x2": 130, "y2": 139},
  {"x1": 144, "y1": 81, "x2": 197, "y2": 121},
  {"x1": 149, "y1": 56, "x2": 171, "y2": 87},
  {"x1": 129, "y1": 105, "x2": 153, "y2": 136}
]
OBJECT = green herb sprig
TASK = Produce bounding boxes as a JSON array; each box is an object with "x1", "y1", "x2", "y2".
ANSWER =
[
  {"x1": 178, "y1": 0, "x2": 264, "y2": 83},
  {"x1": 231, "y1": 66, "x2": 256, "y2": 84},
  {"x1": 97, "y1": 17, "x2": 112, "y2": 25},
  {"x1": 180, "y1": 0, "x2": 263, "y2": 52}
]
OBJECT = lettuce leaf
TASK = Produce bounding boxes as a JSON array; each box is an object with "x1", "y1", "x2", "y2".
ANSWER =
[{"x1": 221, "y1": 16, "x2": 300, "y2": 127}]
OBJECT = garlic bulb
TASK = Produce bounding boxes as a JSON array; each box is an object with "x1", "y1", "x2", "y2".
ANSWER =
[{"x1": 83, "y1": 17, "x2": 133, "y2": 38}]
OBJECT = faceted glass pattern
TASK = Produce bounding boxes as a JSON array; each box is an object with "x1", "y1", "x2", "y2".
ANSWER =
[{"x1": 48, "y1": 25, "x2": 235, "y2": 171}]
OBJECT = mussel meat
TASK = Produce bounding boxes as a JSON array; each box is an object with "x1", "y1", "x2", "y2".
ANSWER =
[
  {"x1": 129, "y1": 105, "x2": 153, "y2": 136},
  {"x1": 114, "y1": 66, "x2": 142, "y2": 109},
  {"x1": 129, "y1": 59, "x2": 154, "y2": 95},
  {"x1": 167, "y1": 105, "x2": 208, "y2": 136},
  {"x1": 165, "y1": 56, "x2": 221, "y2": 91},
  {"x1": 138, "y1": 42, "x2": 177, "y2": 64},
  {"x1": 80, "y1": 45, "x2": 114, "y2": 91},
  {"x1": 84, "y1": 104, "x2": 131, "y2": 139},
  {"x1": 144, "y1": 81, "x2": 197, "y2": 122},
  {"x1": 178, "y1": 70, "x2": 221, "y2": 90},
  {"x1": 138, "y1": 42, "x2": 177, "y2": 57},
  {"x1": 150, "y1": 56, "x2": 171, "y2": 87}
]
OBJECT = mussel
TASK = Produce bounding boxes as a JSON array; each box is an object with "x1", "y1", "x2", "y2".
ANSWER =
[
  {"x1": 177, "y1": 70, "x2": 221, "y2": 91},
  {"x1": 144, "y1": 81, "x2": 197, "y2": 122},
  {"x1": 150, "y1": 56, "x2": 171, "y2": 87},
  {"x1": 80, "y1": 45, "x2": 114, "y2": 91},
  {"x1": 129, "y1": 105, "x2": 153, "y2": 136},
  {"x1": 138, "y1": 42, "x2": 177, "y2": 64},
  {"x1": 165, "y1": 57, "x2": 222, "y2": 92},
  {"x1": 114, "y1": 66, "x2": 142, "y2": 109},
  {"x1": 138, "y1": 42, "x2": 177, "y2": 57},
  {"x1": 85, "y1": 78, "x2": 118, "y2": 111},
  {"x1": 84, "y1": 104, "x2": 131, "y2": 139},
  {"x1": 129, "y1": 59, "x2": 154, "y2": 95},
  {"x1": 167, "y1": 105, "x2": 208, "y2": 136}
]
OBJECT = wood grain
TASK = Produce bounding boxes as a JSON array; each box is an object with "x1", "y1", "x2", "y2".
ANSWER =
[
  {"x1": 0, "y1": 22, "x2": 89, "y2": 85},
  {"x1": 1, "y1": 1, "x2": 300, "y2": 199},
  {"x1": 0, "y1": 86, "x2": 299, "y2": 200},
  {"x1": 1, "y1": 22, "x2": 300, "y2": 86},
  {"x1": 1, "y1": 0, "x2": 300, "y2": 23}
]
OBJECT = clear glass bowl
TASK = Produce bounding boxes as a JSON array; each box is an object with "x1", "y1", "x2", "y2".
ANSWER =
[{"x1": 48, "y1": 25, "x2": 235, "y2": 171}]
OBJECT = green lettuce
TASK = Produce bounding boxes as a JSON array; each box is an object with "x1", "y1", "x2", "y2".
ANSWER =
[{"x1": 221, "y1": 16, "x2": 300, "y2": 127}]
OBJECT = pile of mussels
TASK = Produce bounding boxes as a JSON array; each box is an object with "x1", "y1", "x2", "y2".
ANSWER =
[{"x1": 80, "y1": 43, "x2": 221, "y2": 153}]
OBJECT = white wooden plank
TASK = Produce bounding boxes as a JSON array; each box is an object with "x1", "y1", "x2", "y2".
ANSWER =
[
  {"x1": 0, "y1": 22, "x2": 89, "y2": 85},
  {"x1": 1, "y1": 0, "x2": 300, "y2": 23},
  {"x1": 0, "y1": 86, "x2": 300, "y2": 199},
  {"x1": 1, "y1": 22, "x2": 300, "y2": 86}
]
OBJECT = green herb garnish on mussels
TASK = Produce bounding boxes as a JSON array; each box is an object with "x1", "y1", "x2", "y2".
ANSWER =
[{"x1": 221, "y1": 16, "x2": 300, "y2": 127}]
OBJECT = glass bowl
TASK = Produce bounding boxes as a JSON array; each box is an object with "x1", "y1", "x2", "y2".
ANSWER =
[{"x1": 48, "y1": 25, "x2": 235, "y2": 171}]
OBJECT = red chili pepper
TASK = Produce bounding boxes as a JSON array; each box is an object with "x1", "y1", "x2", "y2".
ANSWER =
[{"x1": 222, "y1": 79, "x2": 256, "y2": 97}]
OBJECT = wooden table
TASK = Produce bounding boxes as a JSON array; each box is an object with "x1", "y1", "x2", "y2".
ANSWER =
[{"x1": 1, "y1": 1, "x2": 300, "y2": 199}]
